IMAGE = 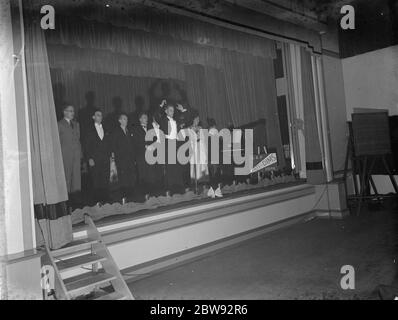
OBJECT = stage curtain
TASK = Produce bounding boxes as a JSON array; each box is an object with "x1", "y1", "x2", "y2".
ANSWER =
[
  {"x1": 24, "y1": 7, "x2": 72, "y2": 249},
  {"x1": 185, "y1": 64, "x2": 233, "y2": 128},
  {"x1": 47, "y1": 44, "x2": 186, "y2": 81},
  {"x1": 222, "y1": 50, "x2": 285, "y2": 166},
  {"x1": 50, "y1": 69, "x2": 186, "y2": 120},
  {"x1": 46, "y1": 18, "x2": 224, "y2": 69},
  {"x1": 45, "y1": 12, "x2": 276, "y2": 61},
  {"x1": 203, "y1": 66, "x2": 232, "y2": 128},
  {"x1": 43, "y1": 8, "x2": 280, "y2": 150},
  {"x1": 45, "y1": 15, "x2": 275, "y2": 69},
  {"x1": 300, "y1": 48, "x2": 325, "y2": 184}
]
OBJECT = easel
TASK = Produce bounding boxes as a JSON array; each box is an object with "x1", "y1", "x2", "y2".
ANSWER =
[{"x1": 343, "y1": 131, "x2": 398, "y2": 215}]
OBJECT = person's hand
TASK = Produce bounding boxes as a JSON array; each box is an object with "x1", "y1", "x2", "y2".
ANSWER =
[
  {"x1": 160, "y1": 100, "x2": 167, "y2": 108},
  {"x1": 89, "y1": 159, "x2": 95, "y2": 167},
  {"x1": 176, "y1": 104, "x2": 187, "y2": 112}
]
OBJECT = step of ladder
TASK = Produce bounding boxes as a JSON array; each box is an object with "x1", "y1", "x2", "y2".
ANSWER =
[
  {"x1": 94, "y1": 292, "x2": 127, "y2": 300},
  {"x1": 42, "y1": 214, "x2": 134, "y2": 300},
  {"x1": 64, "y1": 272, "x2": 116, "y2": 295},
  {"x1": 56, "y1": 253, "x2": 106, "y2": 273},
  {"x1": 51, "y1": 238, "x2": 99, "y2": 257}
]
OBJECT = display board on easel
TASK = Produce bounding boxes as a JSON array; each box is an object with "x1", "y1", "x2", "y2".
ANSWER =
[
  {"x1": 344, "y1": 111, "x2": 398, "y2": 215},
  {"x1": 351, "y1": 112, "x2": 392, "y2": 156}
]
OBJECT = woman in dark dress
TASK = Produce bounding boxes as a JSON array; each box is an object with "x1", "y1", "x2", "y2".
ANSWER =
[
  {"x1": 146, "y1": 115, "x2": 165, "y2": 196},
  {"x1": 111, "y1": 113, "x2": 136, "y2": 201}
]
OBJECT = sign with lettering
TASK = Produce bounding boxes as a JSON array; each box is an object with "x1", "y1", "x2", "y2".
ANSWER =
[{"x1": 250, "y1": 153, "x2": 277, "y2": 173}]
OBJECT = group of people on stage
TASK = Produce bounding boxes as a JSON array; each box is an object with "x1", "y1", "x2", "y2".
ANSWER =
[{"x1": 58, "y1": 98, "x2": 225, "y2": 208}]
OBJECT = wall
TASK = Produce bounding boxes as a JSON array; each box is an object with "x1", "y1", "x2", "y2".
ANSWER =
[
  {"x1": 0, "y1": 0, "x2": 39, "y2": 299},
  {"x1": 342, "y1": 45, "x2": 398, "y2": 193},
  {"x1": 342, "y1": 45, "x2": 398, "y2": 120}
]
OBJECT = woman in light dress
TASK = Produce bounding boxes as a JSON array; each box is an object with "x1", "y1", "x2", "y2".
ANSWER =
[{"x1": 189, "y1": 115, "x2": 209, "y2": 183}]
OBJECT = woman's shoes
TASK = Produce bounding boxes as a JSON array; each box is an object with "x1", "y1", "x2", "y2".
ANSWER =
[
  {"x1": 207, "y1": 186, "x2": 223, "y2": 198},
  {"x1": 215, "y1": 187, "x2": 223, "y2": 198},
  {"x1": 207, "y1": 187, "x2": 216, "y2": 198}
]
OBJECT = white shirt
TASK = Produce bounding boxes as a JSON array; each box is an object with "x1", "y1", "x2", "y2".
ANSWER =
[
  {"x1": 152, "y1": 122, "x2": 160, "y2": 141},
  {"x1": 95, "y1": 122, "x2": 104, "y2": 140},
  {"x1": 166, "y1": 116, "x2": 177, "y2": 140}
]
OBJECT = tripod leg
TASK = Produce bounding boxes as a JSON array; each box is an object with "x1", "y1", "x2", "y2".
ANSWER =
[
  {"x1": 352, "y1": 157, "x2": 359, "y2": 197},
  {"x1": 369, "y1": 176, "x2": 379, "y2": 197},
  {"x1": 382, "y1": 156, "x2": 398, "y2": 193},
  {"x1": 357, "y1": 157, "x2": 368, "y2": 216},
  {"x1": 343, "y1": 138, "x2": 350, "y2": 206},
  {"x1": 367, "y1": 157, "x2": 377, "y2": 195}
]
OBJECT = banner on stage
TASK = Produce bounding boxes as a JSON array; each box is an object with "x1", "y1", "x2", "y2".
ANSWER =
[{"x1": 250, "y1": 153, "x2": 277, "y2": 173}]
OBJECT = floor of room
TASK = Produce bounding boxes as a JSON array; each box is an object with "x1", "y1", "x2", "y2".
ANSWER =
[{"x1": 128, "y1": 202, "x2": 398, "y2": 300}]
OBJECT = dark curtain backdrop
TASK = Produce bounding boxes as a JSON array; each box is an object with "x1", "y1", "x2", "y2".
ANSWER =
[{"x1": 50, "y1": 69, "x2": 187, "y2": 121}]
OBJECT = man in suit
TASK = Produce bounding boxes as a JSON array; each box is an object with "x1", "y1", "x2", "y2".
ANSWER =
[
  {"x1": 132, "y1": 112, "x2": 152, "y2": 199},
  {"x1": 85, "y1": 109, "x2": 111, "y2": 205},
  {"x1": 111, "y1": 113, "x2": 136, "y2": 201},
  {"x1": 58, "y1": 105, "x2": 82, "y2": 202},
  {"x1": 159, "y1": 104, "x2": 185, "y2": 194}
]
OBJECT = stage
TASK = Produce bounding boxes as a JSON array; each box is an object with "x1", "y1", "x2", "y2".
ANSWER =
[{"x1": 67, "y1": 183, "x2": 319, "y2": 281}]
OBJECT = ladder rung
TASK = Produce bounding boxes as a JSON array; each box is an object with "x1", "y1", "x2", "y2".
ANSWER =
[
  {"x1": 51, "y1": 239, "x2": 99, "y2": 257},
  {"x1": 56, "y1": 254, "x2": 106, "y2": 273},
  {"x1": 64, "y1": 272, "x2": 116, "y2": 295},
  {"x1": 94, "y1": 292, "x2": 126, "y2": 300}
]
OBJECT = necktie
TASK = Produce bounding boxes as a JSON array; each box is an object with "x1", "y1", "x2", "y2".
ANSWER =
[{"x1": 70, "y1": 121, "x2": 74, "y2": 129}]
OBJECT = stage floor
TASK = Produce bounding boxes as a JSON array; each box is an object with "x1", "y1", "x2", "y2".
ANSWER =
[{"x1": 73, "y1": 180, "x2": 306, "y2": 230}]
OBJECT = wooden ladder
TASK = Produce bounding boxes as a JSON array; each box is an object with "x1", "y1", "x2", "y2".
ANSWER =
[{"x1": 42, "y1": 214, "x2": 134, "y2": 300}]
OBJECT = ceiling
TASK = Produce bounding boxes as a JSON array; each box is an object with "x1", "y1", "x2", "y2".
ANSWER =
[
  {"x1": 32, "y1": 0, "x2": 397, "y2": 56},
  {"x1": 36, "y1": 0, "x2": 392, "y2": 31}
]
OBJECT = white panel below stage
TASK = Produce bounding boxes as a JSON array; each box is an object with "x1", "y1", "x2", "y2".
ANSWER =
[{"x1": 71, "y1": 184, "x2": 316, "y2": 281}]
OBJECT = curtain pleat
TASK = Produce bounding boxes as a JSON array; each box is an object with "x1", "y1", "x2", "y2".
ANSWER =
[
  {"x1": 203, "y1": 66, "x2": 232, "y2": 128},
  {"x1": 184, "y1": 64, "x2": 208, "y2": 120},
  {"x1": 25, "y1": 23, "x2": 68, "y2": 205},
  {"x1": 222, "y1": 51, "x2": 285, "y2": 166},
  {"x1": 24, "y1": 3, "x2": 72, "y2": 249}
]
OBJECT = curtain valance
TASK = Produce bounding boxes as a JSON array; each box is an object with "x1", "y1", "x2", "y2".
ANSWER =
[
  {"x1": 46, "y1": 17, "x2": 231, "y2": 69},
  {"x1": 38, "y1": 3, "x2": 276, "y2": 60},
  {"x1": 86, "y1": 8, "x2": 276, "y2": 59},
  {"x1": 47, "y1": 44, "x2": 187, "y2": 81}
]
